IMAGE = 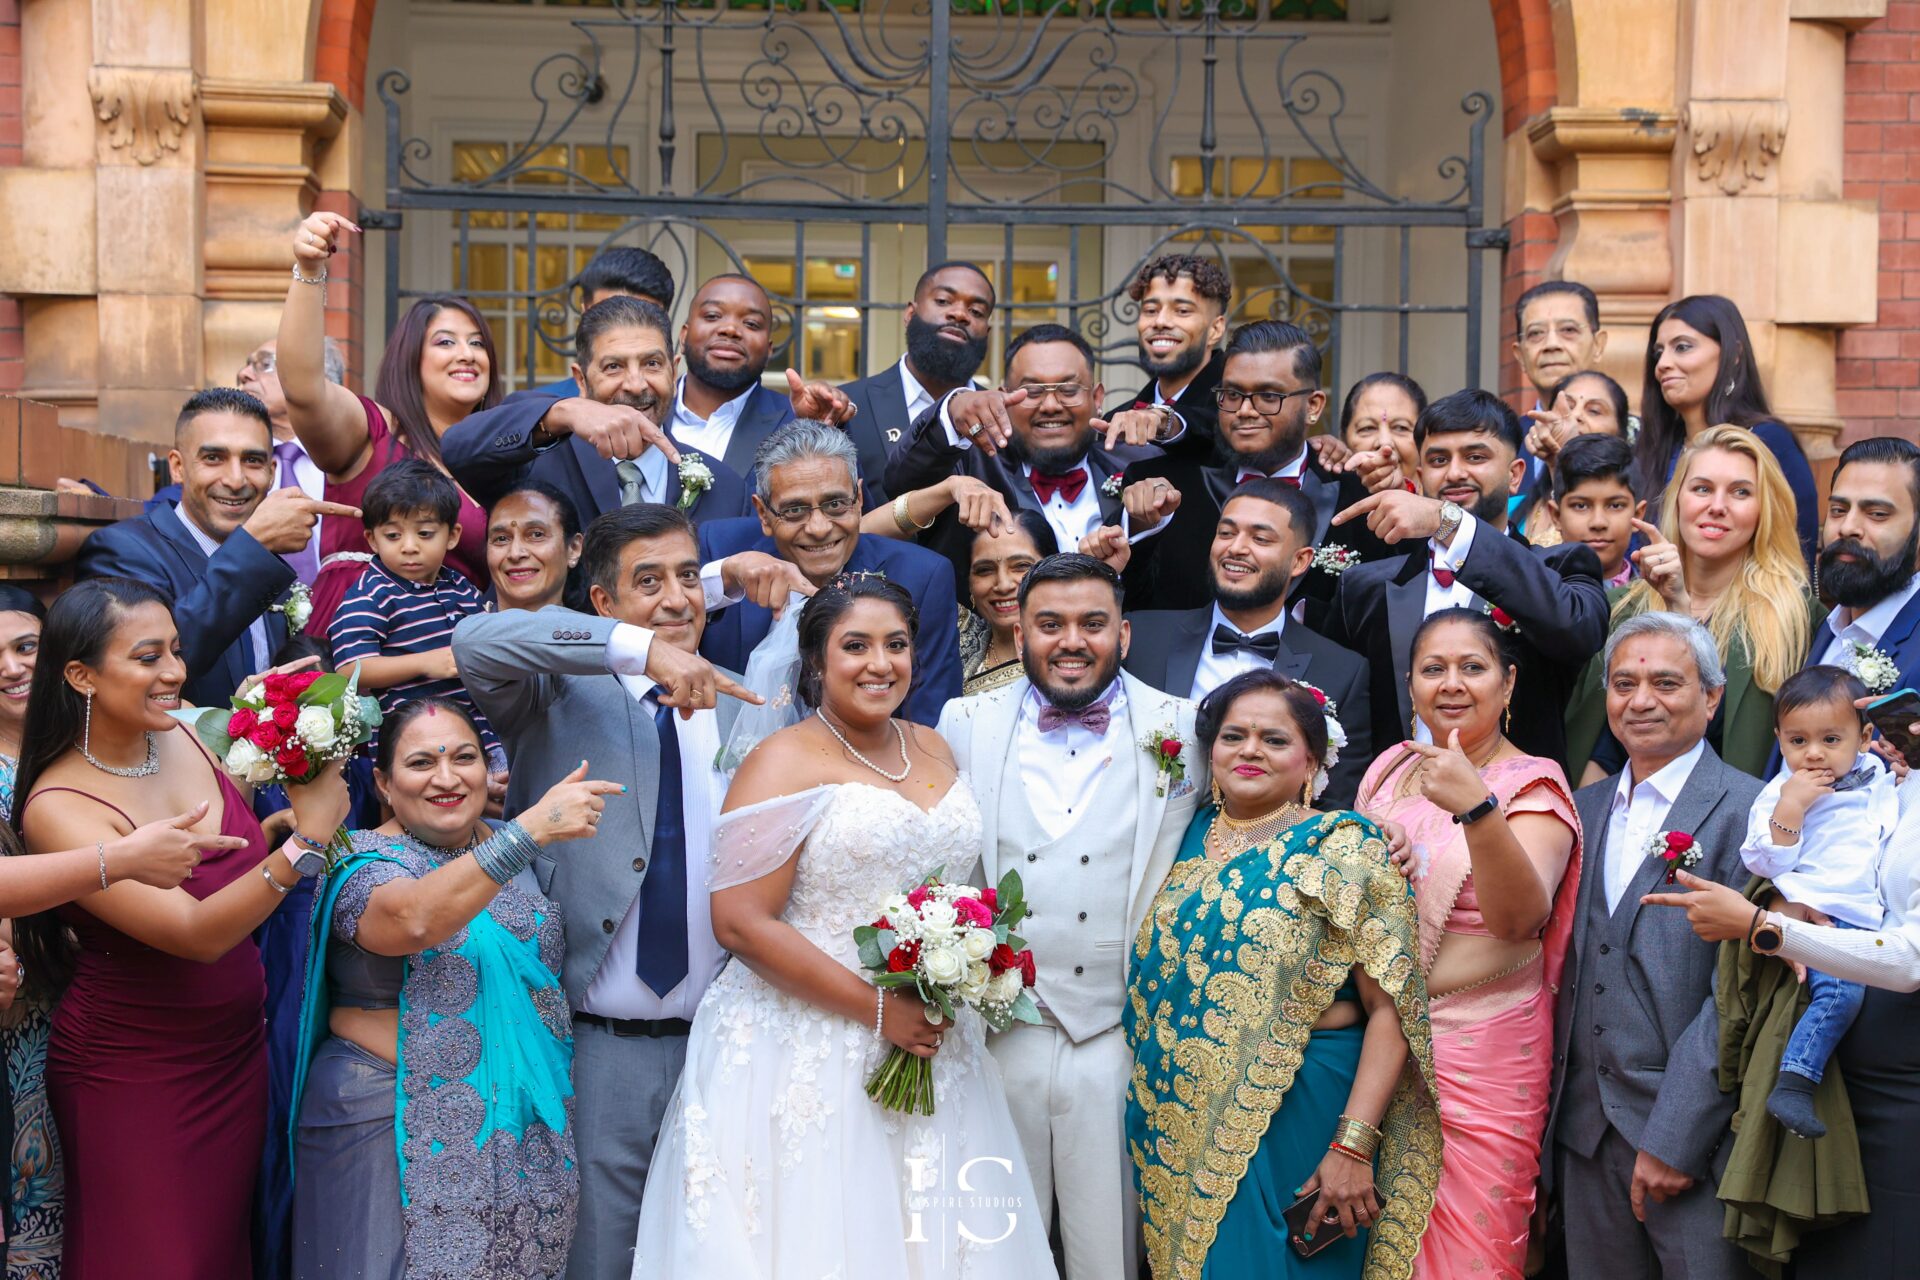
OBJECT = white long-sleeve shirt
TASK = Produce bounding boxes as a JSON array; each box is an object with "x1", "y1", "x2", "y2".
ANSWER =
[
  {"x1": 1741, "y1": 752, "x2": 1898, "y2": 928},
  {"x1": 1776, "y1": 773, "x2": 1920, "y2": 990}
]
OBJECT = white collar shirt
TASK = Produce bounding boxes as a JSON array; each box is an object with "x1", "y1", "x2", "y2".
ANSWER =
[
  {"x1": 1820, "y1": 572, "x2": 1920, "y2": 668},
  {"x1": 1017, "y1": 677, "x2": 1127, "y2": 842},
  {"x1": 1019, "y1": 460, "x2": 1105, "y2": 551},
  {"x1": 1604, "y1": 738, "x2": 1706, "y2": 914},
  {"x1": 1411, "y1": 511, "x2": 1484, "y2": 743},
  {"x1": 178, "y1": 509, "x2": 272, "y2": 675},
  {"x1": 900, "y1": 359, "x2": 939, "y2": 426},
  {"x1": 1191, "y1": 604, "x2": 1284, "y2": 702},
  {"x1": 668, "y1": 374, "x2": 755, "y2": 463}
]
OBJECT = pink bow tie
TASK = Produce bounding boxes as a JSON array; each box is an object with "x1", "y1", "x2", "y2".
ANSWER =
[{"x1": 1037, "y1": 699, "x2": 1112, "y2": 735}]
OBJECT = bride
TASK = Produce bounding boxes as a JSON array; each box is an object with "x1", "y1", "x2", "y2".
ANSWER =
[{"x1": 631, "y1": 573, "x2": 1058, "y2": 1277}]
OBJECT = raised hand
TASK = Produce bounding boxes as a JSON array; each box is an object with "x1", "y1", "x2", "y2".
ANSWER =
[
  {"x1": 1522, "y1": 406, "x2": 1577, "y2": 467},
  {"x1": 1121, "y1": 477, "x2": 1181, "y2": 530},
  {"x1": 1628, "y1": 519, "x2": 1688, "y2": 611},
  {"x1": 1078, "y1": 524, "x2": 1131, "y2": 574},
  {"x1": 1334, "y1": 489, "x2": 1443, "y2": 545},
  {"x1": 945, "y1": 388, "x2": 1025, "y2": 457},
  {"x1": 106, "y1": 802, "x2": 250, "y2": 888},
  {"x1": 243, "y1": 487, "x2": 363, "y2": 555},
  {"x1": 518, "y1": 760, "x2": 627, "y2": 845},
  {"x1": 785, "y1": 369, "x2": 857, "y2": 427},
  {"x1": 1093, "y1": 406, "x2": 1175, "y2": 452},
  {"x1": 1778, "y1": 766, "x2": 1836, "y2": 819},
  {"x1": 647, "y1": 638, "x2": 766, "y2": 718},
  {"x1": 945, "y1": 476, "x2": 1013, "y2": 533},
  {"x1": 1406, "y1": 731, "x2": 1493, "y2": 817},
  {"x1": 1346, "y1": 444, "x2": 1409, "y2": 494},
  {"x1": 233, "y1": 653, "x2": 323, "y2": 706},
  {"x1": 292, "y1": 211, "x2": 359, "y2": 269},
  {"x1": 720, "y1": 550, "x2": 818, "y2": 619},
  {"x1": 550, "y1": 398, "x2": 680, "y2": 464},
  {"x1": 1305, "y1": 433, "x2": 1353, "y2": 470}
]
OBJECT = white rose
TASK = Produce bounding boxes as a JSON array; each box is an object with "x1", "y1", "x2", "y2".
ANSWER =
[
  {"x1": 295, "y1": 706, "x2": 338, "y2": 750},
  {"x1": 962, "y1": 927, "x2": 995, "y2": 961},
  {"x1": 248, "y1": 756, "x2": 281, "y2": 785},
  {"x1": 921, "y1": 944, "x2": 967, "y2": 987},
  {"x1": 967, "y1": 960, "x2": 991, "y2": 989},
  {"x1": 991, "y1": 968, "x2": 1025, "y2": 1004},
  {"x1": 919, "y1": 900, "x2": 959, "y2": 934},
  {"x1": 225, "y1": 738, "x2": 263, "y2": 777}
]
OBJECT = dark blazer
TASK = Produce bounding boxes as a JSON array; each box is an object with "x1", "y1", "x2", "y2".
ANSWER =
[
  {"x1": 836, "y1": 360, "x2": 925, "y2": 507},
  {"x1": 682, "y1": 383, "x2": 797, "y2": 478},
  {"x1": 1116, "y1": 449, "x2": 1390, "y2": 616},
  {"x1": 1122, "y1": 606, "x2": 1372, "y2": 808},
  {"x1": 696, "y1": 517, "x2": 963, "y2": 726},
  {"x1": 1105, "y1": 348, "x2": 1224, "y2": 463},
  {"x1": 1546, "y1": 746, "x2": 1763, "y2": 1181},
  {"x1": 1318, "y1": 527, "x2": 1608, "y2": 771},
  {"x1": 883, "y1": 400, "x2": 1133, "y2": 577},
  {"x1": 75, "y1": 504, "x2": 296, "y2": 708},
  {"x1": 439, "y1": 392, "x2": 752, "y2": 531},
  {"x1": 1807, "y1": 583, "x2": 1920, "y2": 694}
]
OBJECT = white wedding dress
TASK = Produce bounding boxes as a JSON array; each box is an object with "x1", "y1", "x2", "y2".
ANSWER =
[{"x1": 630, "y1": 780, "x2": 1059, "y2": 1279}]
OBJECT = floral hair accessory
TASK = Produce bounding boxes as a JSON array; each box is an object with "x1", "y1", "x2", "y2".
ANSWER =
[{"x1": 1290, "y1": 680, "x2": 1346, "y2": 801}]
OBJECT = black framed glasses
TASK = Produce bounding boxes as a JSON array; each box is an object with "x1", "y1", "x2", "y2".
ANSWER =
[{"x1": 1212, "y1": 386, "x2": 1315, "y2": 414}]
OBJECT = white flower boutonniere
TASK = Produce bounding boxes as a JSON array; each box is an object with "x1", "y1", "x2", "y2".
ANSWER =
[
  {"x1": 1844, "y1": 640, "x2": 1899, "y2": 695},
  {"x1": 1139, "y1": 724, "x2": 1187, "y2": 798},
  {"x1": 1312, "y1": 544, "x2": 1360, "y2": 575},
  {"x1": 269, "y1": 582, "x2": 313, "y2": 631},
  {"x1": 677, "y1": 457, "x2": 715, "y2": 511},
  {"x1": 1100, "y1": 474, "x2": 1124, "y2": 499}
]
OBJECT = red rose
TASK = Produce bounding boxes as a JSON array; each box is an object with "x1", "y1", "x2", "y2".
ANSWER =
[
  {"x1": 287, "y1": 671, "x2": 323, "y2": 697},
  {"x1": 1667, "y1": 832, "x2": 1694, "y2": 853},
  {"x1": 989, "y1": 943, "x2": 1018, "y2": 974},
  {"x1": 1159, "y1": 738, "x2": 1182, "y2": 759},
  {"x1": 979, "y1": 887, "x2": 998, "y2": 910},
  {"x1": 1307, "y1": 687, "x2": 1327, "y2": 706},
  {"x1": 1016, "y1": 949, "x2": 1037, "y2": 987},
  {"x1": 1490, "y1": 606, "x2": 1515, "y2": 629},
  {"x1": 262, "y1": 673, "x2": 292, "y2": 702},
  {"x1": 248, "y1": 722, "x2": 285, "y2": 751},
  {"x1": 271, "y1": 702, "x2": 299, "y2": 730},
  {"x1": 274, "y1": 743, "x2": 310, "y2": 776},
  {"x1": 228, "y1": 708, "x2": 258, "y2": 738},
  {"x1": 906, "y1": 883, "x2": 932, "y2": 911},
  {"x1": 871, "y1": 916, "x2": 891, "y2": 932},
  {"x1": 886, "y1": 941, "x2": 920, "y2": 974}
]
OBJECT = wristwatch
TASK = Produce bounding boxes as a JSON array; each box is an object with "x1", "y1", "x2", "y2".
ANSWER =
[
  {"x1": 287, "y1": 828, "x2": 333, "y2": 878},
  {"x1": 1751, "y1": 912, "x2": 1786, "y2": 955},
  {"x1": 1435, "y1": 500, "x2": 1465, "y2": 544},
  {"x1": 1453, "y1": 793, "x2": 1499, "y2": 826}
]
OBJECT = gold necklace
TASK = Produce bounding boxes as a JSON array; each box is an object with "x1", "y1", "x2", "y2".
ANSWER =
[{"x1": 1204, "y1": 799, "x2": 1305, "y2": 861}]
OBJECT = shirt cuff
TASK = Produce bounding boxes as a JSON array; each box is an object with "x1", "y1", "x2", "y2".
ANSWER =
[
  {"x1": 1128, "y1": 510, "x2": 1172, "y2": 544},
  {"x1": 605, "y1": 622, "x2": 654, "y2": 677},
  {"x1": 936, "y1": 388, "x2": 973, "y2": 453},
  {"x1": 1445, "y1": 509, "x2": 1480, "y2": 563},
  {"x1": 701, "y1": 560, "x2": 746, "y2": 612},
  {"x1": 1157, "y1": 407, "x2": 1187, "y2": 446}
]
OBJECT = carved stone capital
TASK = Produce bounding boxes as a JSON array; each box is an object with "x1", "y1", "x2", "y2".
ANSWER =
[
  {"x1": 1682, "y1": 100, "x2": 1790, "y2": 196},
  {"x1": 87, "y1": 67, "x2": 200, "y2": 167}
]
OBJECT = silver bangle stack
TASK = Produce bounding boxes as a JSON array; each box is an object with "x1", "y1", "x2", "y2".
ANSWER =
[
  {"x1": 873, "y1": 985, "x2": 886, "y2": 1041},
  {"x1": 473, "y1": 821, "x2": 541, "y2": 886}
]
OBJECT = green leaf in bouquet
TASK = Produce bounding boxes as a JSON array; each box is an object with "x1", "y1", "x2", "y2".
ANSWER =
[
  {"x1": 927, "y1": 985, "x2": 956, "y2": 1023},
  {"x1": 1008, "y1": 990, "x2": 1042, "y2": 1025},
  {"x1": 873, "y1": 971, "x2": 920, "y2": 988},
  {"x1": 194, "y1": 706, "x2": 235, "y2": 760},
  {"x1": 855, "y1": 928, "x2": 887, "y2": 972},
  {"x1": 299, "y1": 673, "x2": 349, "y2": 706},
  {"x1": 1004, "y1": 931, "x2": 1027, "y2": 952}
]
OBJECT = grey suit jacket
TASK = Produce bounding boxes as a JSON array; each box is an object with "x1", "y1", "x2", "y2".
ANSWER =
[
  {"x1": 452, "y1": 606, "x2": 744, "y2": 1009},
  {"x1": 1546, "y1": 743, "x2": 1763, "y2": 1180}
]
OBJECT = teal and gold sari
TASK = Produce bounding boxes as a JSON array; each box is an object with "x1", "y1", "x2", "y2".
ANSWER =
[{"x1": 1125, "y1": 808, "x2": 1443, "y2": 1280}]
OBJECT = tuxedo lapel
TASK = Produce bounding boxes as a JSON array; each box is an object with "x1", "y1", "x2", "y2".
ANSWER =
[
  {"x1": 1199, "y1": 463, "x2": 1235, "y2": 516},
  {"x1": 1384, "y1": 558, "x2": 1427, "y2": 735},
  {"x1": 1614, "y1": 756, "x2": 1722, "y2": 934},
  {"x1": 874, "y1": 367, "x2": 911, "y2": 448},
  {"x1": 992, "y1": 457, "x2": 1045, "y2": 517},
  {"x1": 973, "y1": 682, "x2": 1026, "y2": 887},
  {"x1": 1271, "y1": 636, "x2": 1311, "y2": 682},
  {"x1": 1090, "y1": 453, "x2": 1125, "y2": 526},
  {"x1": 1299, "y1": 470, "x2": 1340, "y2": 545},
  {"x1": 1123, "y1": 675, "x2": 1173, "y2": 916},
  {"x1": 571, "y1": 434, "x2": 621, "y2": 518},
  {"x1": 1166, "y1": 610, "x2": 1211, "y2": 699}
]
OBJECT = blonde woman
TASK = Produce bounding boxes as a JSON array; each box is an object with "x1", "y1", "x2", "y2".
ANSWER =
[{"x1": 1566, "y1": 424, "x2": 1821, "y2": 782}]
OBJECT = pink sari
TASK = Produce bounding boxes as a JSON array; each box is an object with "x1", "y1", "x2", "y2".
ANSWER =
[{"x1": 1359, "y1": 746, "x2": 1583, "y2": 1280}]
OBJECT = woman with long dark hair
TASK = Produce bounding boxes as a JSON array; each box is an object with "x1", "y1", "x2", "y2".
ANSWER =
[
  {"x1": 1635, "y1": 294, "x2": 1818, "y2": 562},
  {"x1": 11, "y1": 577, "x2": 347, "y2": 1278},
  {"x1": 275, "y1": 212, "x2": 500, "y2": 635}
]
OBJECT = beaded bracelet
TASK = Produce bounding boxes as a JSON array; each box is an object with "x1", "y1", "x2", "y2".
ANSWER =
[
  {"x1": 874, "y1": 985, "x2": 886, "y2": 1041},
  {"x1": 472, "y1": 821, "x2": 541, "y2": 887},
  {"x1": 1328, "y1": 1140, "x2": 1372, "y2": 1165},
  {"x1": 96, "y1": 840, "x2": 109, "y2": 891}
]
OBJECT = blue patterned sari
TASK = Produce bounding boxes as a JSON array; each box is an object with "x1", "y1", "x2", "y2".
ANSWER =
[
  {"x1": 1126, "y1": 808, "x2": 1443, "y2": 1280},
  {"x1": 291, "y1": 830, "x2": 578, "y2": 1276}
]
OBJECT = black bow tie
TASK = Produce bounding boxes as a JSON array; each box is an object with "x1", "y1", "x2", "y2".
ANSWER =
[{"x1": 1211, "y1": 624, "x2": 1283, "y2": 661}]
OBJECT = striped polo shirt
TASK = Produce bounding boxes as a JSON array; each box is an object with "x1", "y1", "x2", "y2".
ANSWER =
[{"x1": 329, "y1": 558, "x2": 501, "y2": 755}]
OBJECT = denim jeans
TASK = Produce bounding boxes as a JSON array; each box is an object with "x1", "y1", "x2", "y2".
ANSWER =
[{"x1": 1780, "y1": 921, "x2": 1868, "y2": 1084}]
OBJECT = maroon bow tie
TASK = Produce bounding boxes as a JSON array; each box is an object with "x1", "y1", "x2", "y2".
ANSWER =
[
  {"x1": 1037, "y1": 698, "x2": 1112, "y2": 735},
  {"x1": 1239, "y1": 472, "x2": 1301, "y2": 488},
  {"x1": 1431, "y1": 556, "x2": 1456, "y2": 589},
  {"x1": 1031, "y1": 468, "x2": 1089, "y2": 505}
]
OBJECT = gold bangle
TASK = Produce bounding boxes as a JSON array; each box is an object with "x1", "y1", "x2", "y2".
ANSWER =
[
  {"x1": 892, "y1": 494, "x2": 934, "y2": 535},
  {"x1": 1332, "y1": 1116, "x2": 1381, "y2": 1158}
]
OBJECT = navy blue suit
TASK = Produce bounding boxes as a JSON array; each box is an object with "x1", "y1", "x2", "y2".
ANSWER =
[
  {"x1": 1816, "y1": 583, "x2": 1920, "y2": 693},
  {"x1": 75, "y1": 504, "x2": 297, "y2": 708},
  {"x1": 440, "y1": 391, "x2": 752, "y2": 531},
  {"x1": 695, "y1": 517, "x2": 963, "y2": 726}
]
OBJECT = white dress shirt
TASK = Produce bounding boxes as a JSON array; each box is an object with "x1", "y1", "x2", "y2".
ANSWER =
[
  {"x1": 1603, "y1": 738, "x2": 1706, "y2": 913},
  {"x1": 1191, "y1": 604, "x2": 1283, "y2": 702},
  {"x1": 1017, "y1": 678, "x2": 1126, "y2": 841},
  {"x1": 178, "y1": 508, "x2": 272, "y2": 674},
  {"x1": 1741, "y1": 751, "x2": 1898, "y2": 929},
  {"x1": 1819, "y1": 572, "x2": 1920, "y2": 668},
  {"x1": 899, "y1": 359, "x2": 939, "y2": 427},
  {"x1": 1777, "y1": 774, "x2": 1920, "y2": 990},
  {"x1": 585, "y1": 622, "x2": 728, "y2": 1020},
  {"x1": 1410, "y1": 511, "x2": 1485, "y2": 745},
  {"x1": 1018, "y1": 461, "x2": 1106, "y2": 550},
  {"x1": 667, "y1": 374, "x2": 756, "y2": 462}
]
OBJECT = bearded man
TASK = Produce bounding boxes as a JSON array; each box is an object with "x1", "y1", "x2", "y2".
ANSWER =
[{"x1": 1806, "y1": 435, "x2": 1920, "y2": 692}]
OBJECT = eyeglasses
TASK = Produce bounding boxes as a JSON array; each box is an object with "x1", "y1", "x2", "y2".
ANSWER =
[
  {"x1": 1521, "y1": 322, "x2": 1590, "y2": 347},
  {"x1": 1213, "y1": 386, "x2": 1315, "y2": 414},
  {"x1": 242, "y1": 352, "x2": 277, "y2": 375},
  {"x1": 770, "y1": 496, "x2": 858, "y2": 525},
  {"x1": 1011, "y1": 382, "x2": 1088, "y2": 407}
]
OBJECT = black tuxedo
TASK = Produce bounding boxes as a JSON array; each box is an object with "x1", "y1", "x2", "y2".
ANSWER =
[
  {"x1": 835, "y1": 360, "x2": 922, "y2": 507},
  {"x1": 1317, "y1": 525, "x2": 1608, "y2": 770},
  {"x1": 1105, "y1": 348, "x2": 1224, "y2": 463},
  {"x1": 440, "y1": 391, "x2": 752, "y2": 530},
  {"x1": 1116, "y1": 449, "x2": 1390, "y2": 615},
  {"x1": 1123, "y1": 606, "x2": 1372, "y2": 807},
  {"x1": 883, "y1": 400, "x2": 1135, "y2": 578},
  {"x1": 75, "y1": 505, "x2": 295, "y2": 708}
]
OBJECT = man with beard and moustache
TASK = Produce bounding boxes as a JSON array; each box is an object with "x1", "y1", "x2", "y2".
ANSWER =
[
  {"x1": 442, "y1": 296, "x2": 753, "y2": 531},
  {"x1": 1106, "y1": 319, "x2": 1383, "y2": 616},
  {"x1": 935, "y1": 553, "x2": 1202, "y2": 1280},
  {"x1": 837, "y1": 261, "x2": 996, "y2": 502},
  {"x1": 1105, "y1": 254, "x2": 1233, "y2": 461},
  {"x1": 883, "y1": 322, "x2": 1177, "y2": 573},
  {"x1": 1806, "y1": 435, "x2": 1920, "y2": 691},
  {"x1": 669, "y1": 273, "x2": 858, "y2": 478},
  {"x1": 1120, "y1": 479, "x2": 1371, "y2": 805},
  {"x1": 1320, "y1": 388, "x2": 1609, "y2": 770}
]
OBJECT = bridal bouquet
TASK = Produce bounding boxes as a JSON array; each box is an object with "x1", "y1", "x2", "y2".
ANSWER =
[
  {"x1": 195, "y1": 668, "x2": 381, "y2": 791},
  {"x1": 854, "y1": 869, "x2": 1041, "y2": 1115}
]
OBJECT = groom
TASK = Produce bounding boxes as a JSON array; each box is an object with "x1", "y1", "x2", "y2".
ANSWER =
[{"x1": 937, "y1": 553, "x2": 1203, "y2": 1280}]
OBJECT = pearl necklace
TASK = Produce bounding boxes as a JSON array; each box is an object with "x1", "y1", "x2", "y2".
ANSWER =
[
  {"x1": 80, "y1": 732, "x2": 160, "y2": 779},
  {"x1": 819, "y1": 712, "x2": 911, "y2": 783}
]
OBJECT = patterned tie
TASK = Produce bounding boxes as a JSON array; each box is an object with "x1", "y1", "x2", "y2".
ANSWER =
[
  {"x1": 616, "y1": 459, "x2": 648, "y2": 508},
  {"x1": 1037, "y1": 697, "x2": 1113, "y2": 735},
  {"x1": 635, "y1": 689, "x2": 689, "y2": 998},
  {"x1": 1210, "y1": 624, "x2": 1283, "y2": 661},
  {"x1": 1238, "y1": 472, "x2": 1300, "y2": 488},
  {"x1": 273, "y1": 439, "x2": 320, "y2": 584},
  {"x1": 1030, "y1": 468, "x2": 1089, "y2": 505}
]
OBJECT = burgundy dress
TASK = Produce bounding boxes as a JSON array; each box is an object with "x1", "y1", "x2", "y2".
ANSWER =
[
  {"x1": 306, "y1": 395, "x2": 489, "y2": 637},
  {"x1": 24, "y1": 767, "x2": 269, "y2": 1280}
]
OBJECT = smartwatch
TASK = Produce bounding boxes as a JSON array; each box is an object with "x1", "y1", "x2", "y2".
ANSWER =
[
  {"x1": 287, "y1": 828, "x2": 333, "y2": 878},
  {"x1": 1453, "y1": 794, "x2": 1499, "y2": 826},
  {"x1": 1751, "y1": 913, "x2": 1785, "y2": 955}
]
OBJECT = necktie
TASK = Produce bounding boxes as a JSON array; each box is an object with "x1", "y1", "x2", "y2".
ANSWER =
[
  {"x1": 1431, "y1": 555, "x2": 1456, "y2": 589},
  {"x1": 1037, "y1": 697, "x2": 1112, "y2": 735},
  {"x1": 273, "y1": 440, "x2": 320, "y2": 584},
  {"x1": 1030, "y1": 468, "x2": 1089, "y2": 505},
  {"x1": 1210, "y1": 624, "x2": 1283, "y2": 661},
  {"x1": 1238, "y1": 471, "x2": 1300, "y2": 488},
  {"x1": 616, "y1": 459, "x2": 648, "y2": 508},
  {"x1": 636, "y1": 690, "x2": 689, "y2": 998}
]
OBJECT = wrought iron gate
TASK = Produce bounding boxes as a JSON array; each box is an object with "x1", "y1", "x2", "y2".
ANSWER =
[{"x1": 368, "y1": 0, "x2": 1500, "y2": 393}]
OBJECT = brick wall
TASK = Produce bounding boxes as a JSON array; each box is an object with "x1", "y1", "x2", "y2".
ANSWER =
[
  {"x1": 1838, "y1": 4, "x2": 1920, "y2": 444},
  {"x1": 0, "y1": 0, "x2": 22, "y2": 396}
]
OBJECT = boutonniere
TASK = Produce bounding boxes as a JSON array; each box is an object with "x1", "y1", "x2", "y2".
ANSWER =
[
  {"x1": 1483, "y1": 602, "x2": 1520, "y2": 634},
  {"x1": 1139, "y1": 724, "x2": 1186, "y2": 798},
  {"x1": 1100, "y1": 474, "x2": 1124, "y2": 499},
  {"x1": 269, "y1": 581, "x2": 313, "y2": 631},
  {"x1": 1312, "y1": 544, "x2": 1360, "y2": 575},
  {"x1": 1646, "y1": 830, "x2": 1699, "y2": 883},
  {"x1": 676, "y1": 456, "x2": 714, "y2": 511},
  {"x1": 1844, "y1": 640, "x2": 1898, "y2": 695}
]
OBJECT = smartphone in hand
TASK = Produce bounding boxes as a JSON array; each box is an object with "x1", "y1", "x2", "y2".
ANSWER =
[{"x1": 1866, "y1": 688, "x2": 1920, "y2": 767}]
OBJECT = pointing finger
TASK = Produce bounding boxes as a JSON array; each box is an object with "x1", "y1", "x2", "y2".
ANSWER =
[
  {"x1": 191, "y1": 835, "x2": 250, "y2": 852},
  {"x1": 785, "y1": 368, "x2": 806, "y2": 398},
  {"x1": 1630, "y1": 518, "x2": 1667, "y2": 544},
  {"x1": 1332, "y1": 492, "x2": 1383, "y2": 527},
  {"x1": 714, "y1": 670, "x2": 767, "y2": 707},
  {"x1": 169, "y1": 802, "x2": 213, "y2": 829},
  {"x1": 308, "y1": 500, "x2": 365, "y2": 519},
  {"x1": 563, "y1": 759, "x2": 590, "y2": 783},
  {"x1": 586, "y1": 780, "x2": 627, "y2": 796}
]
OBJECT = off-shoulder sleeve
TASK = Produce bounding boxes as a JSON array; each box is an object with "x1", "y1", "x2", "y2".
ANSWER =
[{"x1": 709, "y1": 786, "x2": 837, "y2": 892}]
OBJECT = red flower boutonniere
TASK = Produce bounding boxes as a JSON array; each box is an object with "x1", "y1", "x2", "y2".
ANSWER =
[
  {"x1": 1140, "y1": 724, "x2": 1186, "y2": 798},
  {"x1": 1645, "y1": 830, "x2": 1699, "y2": 883},
  {"x1": 1484, "y1": 603, "x2": 1520, "y2": 633}
]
